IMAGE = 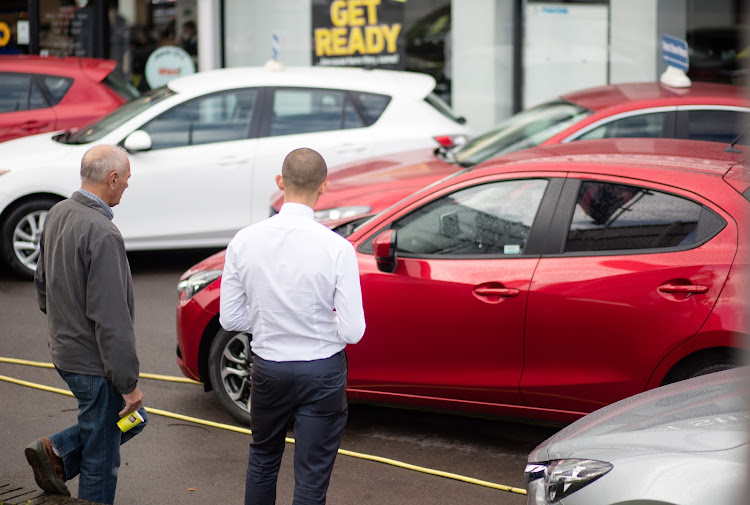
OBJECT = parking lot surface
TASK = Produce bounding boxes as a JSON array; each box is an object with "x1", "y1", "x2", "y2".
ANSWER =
[{"x1": 0, "y1": 251, "x2": 560, "y2": 504}]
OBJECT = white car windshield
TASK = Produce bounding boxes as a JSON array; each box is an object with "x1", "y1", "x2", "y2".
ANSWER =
[
  {"x1": 452, "y1": 99, "x2": 592, "y2": 166},
  {"x1": 57, "y1": 87, "x2": 175, "y2": 144}
]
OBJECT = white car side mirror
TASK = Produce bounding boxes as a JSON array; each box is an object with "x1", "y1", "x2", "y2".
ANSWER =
[{"x1": 123, "y1": 130, "x2": 152, "y2": 152}]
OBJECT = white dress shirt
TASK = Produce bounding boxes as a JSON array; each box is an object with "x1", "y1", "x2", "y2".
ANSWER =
[{"x1": 219, "y1": 202, "x2": 366, "y2": 361}]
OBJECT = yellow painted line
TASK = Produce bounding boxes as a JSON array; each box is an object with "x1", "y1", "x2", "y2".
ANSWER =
[
  {"x1": 139, "y1": 372, "x2": 201, "y2": 384},
  {"x1": 0, "y1": 357, "x2": 202, "y2": 385},
  {"x1": 0, "y1": 362, "x2": 528, "y2": 495}
]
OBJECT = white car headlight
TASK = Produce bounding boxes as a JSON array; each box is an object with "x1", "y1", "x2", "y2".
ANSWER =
[
  {"x1": 177, "y1": 269, "x2": 222, "y2": 302},
  {"x1": 314, "y1": 206, "x2": 371, "y2": 222},
  {"x1": 525, "y1": 459, "x2": 612, "y2": 504}
]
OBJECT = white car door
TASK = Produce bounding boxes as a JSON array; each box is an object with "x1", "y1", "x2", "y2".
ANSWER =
[
  {"x1": 249, "y1": 87, "x2": 394, "y2": 222},
  {"x1": 114, "y1": 88, "x2": 260, "y2": 249}
]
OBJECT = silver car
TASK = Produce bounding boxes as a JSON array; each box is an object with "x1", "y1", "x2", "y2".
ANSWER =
[{"x1": 524, "y1": 368, "x2": 748, "y2": 505}]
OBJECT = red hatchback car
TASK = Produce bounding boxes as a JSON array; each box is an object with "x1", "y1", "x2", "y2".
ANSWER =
[
  {"x1": 176, "y1": 138, "x2": 748, "y2": 425},
  {"x1": 0, "y1": 55, "x2": 138, "y2": 142},
  {"x1": 274, "y1": 81, "x2": 750, "y2": 223}
]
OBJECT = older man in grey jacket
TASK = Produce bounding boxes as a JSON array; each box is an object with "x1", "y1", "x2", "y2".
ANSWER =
[{"x1": 27, "y1": 144, "x2": 146, "y2": 505}]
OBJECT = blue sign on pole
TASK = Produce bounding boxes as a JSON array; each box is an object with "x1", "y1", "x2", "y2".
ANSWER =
[
  {"x1": 661, "y1": 35, "x2": 689, "y2": 72},
  {"x1": 272, "y1": 33, "x2": 280, "y2": 62}
]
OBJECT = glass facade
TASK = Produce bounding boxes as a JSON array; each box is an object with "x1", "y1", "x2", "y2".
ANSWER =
[{"x1": 1, "y1": 1, "x2": 746, "y2": 107}]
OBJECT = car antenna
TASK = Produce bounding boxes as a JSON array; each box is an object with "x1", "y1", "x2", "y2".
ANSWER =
[{"x1": 724, "y1": 126, "x2": 750, "y2": 153}]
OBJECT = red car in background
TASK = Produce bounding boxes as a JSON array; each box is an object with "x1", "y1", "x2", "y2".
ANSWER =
[
  {"x1": 0, "y1": 56, "x2": 138, "y2": 142},
  {"x1": 274, "y1": 81, "x2": 750, "y2": 224},
  {"x1": 176, "y1": 138, "x2": 749, "y2": 426}
]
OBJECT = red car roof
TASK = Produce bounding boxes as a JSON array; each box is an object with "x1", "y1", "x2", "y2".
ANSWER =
[
  {"x1": 563, "y1": 81, "x2": 749, "y2": 111},
  {"x1": 0, "y1": 55, "x2": 117, "y2": 83},
  {"x1": 476, "y1": 137, "x2": 746, "y2": 177}
]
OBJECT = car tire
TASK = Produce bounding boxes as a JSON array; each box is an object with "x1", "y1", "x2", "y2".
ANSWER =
[
  {"x1": 0, "y1": 198, "x2": 58, "y2": 279},
  {"x1": 208, "y1": 328, "x2": 254, "y2": 426},
  {"x1": 662, "y1": 350, "x2": 743, "y2": 386},
  {"x1": 686, "y1": 361, "x2": 739, "y2": 379}
]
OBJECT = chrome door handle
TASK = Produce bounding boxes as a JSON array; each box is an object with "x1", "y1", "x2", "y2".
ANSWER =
[
  {"x1": 658, "y1": 284, "x2": 709, "y2": 294},
  {"x1": 218, "y1": 157, "x2": 249, "y2": 165},
  {"x1": 20, "y1": 120, "x2": 50, "y2": 130},
  {"x1": 473, "y1": 287, "x2": 520, "y2": 297}
]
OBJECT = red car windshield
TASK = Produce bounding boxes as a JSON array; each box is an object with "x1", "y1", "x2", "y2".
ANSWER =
[{"x1": 452, "y1": 99, "x2": 592, "y2": 166}]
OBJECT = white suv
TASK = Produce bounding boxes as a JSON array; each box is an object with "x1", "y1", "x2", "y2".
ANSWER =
[{"x1": 0, "y1": 65, "x2": 470, "y2": 278}]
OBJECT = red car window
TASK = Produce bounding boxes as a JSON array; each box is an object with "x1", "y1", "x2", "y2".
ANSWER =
[
  {"x1": 566, "y1": 181, "x2": 725, "y2": 252},
  {"x1": 0, "y1": 73, "x2": 49, "y2": 112}
]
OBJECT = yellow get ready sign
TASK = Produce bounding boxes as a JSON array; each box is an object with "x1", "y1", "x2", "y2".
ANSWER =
[{"x1": 312, "y1": 0, "x2": 405, "y2": 69}]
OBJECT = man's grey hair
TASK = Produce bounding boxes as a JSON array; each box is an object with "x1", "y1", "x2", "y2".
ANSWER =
[
  {"x1": 80, "y1": 145, "x2": 130, "y2": 183},
  {"x1": 281, "y1": 148, "x2": 327, "y2": 192}
]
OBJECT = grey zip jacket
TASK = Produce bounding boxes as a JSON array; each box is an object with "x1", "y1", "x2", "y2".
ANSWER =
[{"x1": 34, "y1": 192, "x2": 138, "y2": 394}]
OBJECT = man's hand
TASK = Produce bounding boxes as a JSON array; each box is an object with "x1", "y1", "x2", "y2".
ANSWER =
[{"x1": 119, "y1": 387, "x2": 143, "y2": 417}]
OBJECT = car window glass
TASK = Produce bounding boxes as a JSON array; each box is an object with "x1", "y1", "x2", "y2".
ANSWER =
[
  {"x1": 29, "y1": 80, "x2": 47, "y2": 109},
  {"x1": 102, "y1": 71, "x2": 140, "y2": 101},
  {"x1": 41, "y1": 76, "x2": 74, "y2": 105},
  {"x1": 565, "y1": 181, "x2": 725, "y2": 253},
  {"x1": 63, "y1": 87, "x2": 174, "y2": 144},
  {"x1": 424, "y1": 91, "x2": 463, "y2": 124},
  {"x1": 142, "y1": 89, "x2": 256, "y2": 149},
  {"x1": 343, "y1": 99, "x2": 364, "y2": 128},
  {"x1": 270, "y1": 88, "x2": 348, "y2": 136},
  {"x1": 394, "y1": 179, "x2": 548, "y2": 256},
  {"x1": 453, "y1": 99, "x2": 592, "y2": 166},
  {"x1": 356, "y1": 92, "x2": 391, "y2": 125},
  {"x1": 575, "y1": 112, "x2": 666, "y2": 140},
  {"x1": 684, "y1": 109, "x2": 749, "y2": 144},
  {"x1": 0, "y1": 73, "x2": 47, "y2": 112}
]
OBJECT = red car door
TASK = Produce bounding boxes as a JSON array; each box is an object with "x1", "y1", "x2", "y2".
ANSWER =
[
  {"x1": 521, "y1": 175, "x2": 737, "y2": 414},
  {"x1": 346, "y1": 175, "x2": 562, "y2": 412},
  {"x1": 0, "y1": 72, "x2": 57, "y2": 142},
  {"x1": 0, "y1": 108, "x2": 57, "y2": 142}
]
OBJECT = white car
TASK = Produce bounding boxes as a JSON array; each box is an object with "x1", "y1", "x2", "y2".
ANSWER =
[{"x1": 0, "y1": 65, "x2": 470, "y2": 278}]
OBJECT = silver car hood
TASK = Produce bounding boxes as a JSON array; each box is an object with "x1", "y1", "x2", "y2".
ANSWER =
[{"x1": 529, "y1": 368, "x2": 750, "y2": 462}]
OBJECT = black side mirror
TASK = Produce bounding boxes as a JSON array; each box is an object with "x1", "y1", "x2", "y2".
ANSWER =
[{"x1": 372, "y1": 229, "x2": 397, "y2": 273}]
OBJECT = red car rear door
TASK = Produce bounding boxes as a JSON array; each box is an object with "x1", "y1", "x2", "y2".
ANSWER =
[
  {"x1": 0, "y1": 108, "x2": 57, "y2": 142},
  {"x1": 521, "y1": 175, "x2": 737, "y2": 414}
]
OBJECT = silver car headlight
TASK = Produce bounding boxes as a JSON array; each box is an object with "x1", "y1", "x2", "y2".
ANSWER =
[
  {"x1": 524, "y1": 459, "x2": 612, "y2": 504},
  {"x1": 314, "y1": 206, "x2": 371, "y2": 222},
  {"x1": 177, "y1": 269, "x2": 222, "y2": 302}
]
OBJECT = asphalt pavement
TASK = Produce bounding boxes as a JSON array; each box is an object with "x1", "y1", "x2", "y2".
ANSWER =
[{"x1": 0, "y1": 250, "x2": 560, "y2": 504}]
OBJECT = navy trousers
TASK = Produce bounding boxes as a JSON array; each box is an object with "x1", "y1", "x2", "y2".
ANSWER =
[{"x1": 245, "y1": 350, "x2": 348, "y2": 505}]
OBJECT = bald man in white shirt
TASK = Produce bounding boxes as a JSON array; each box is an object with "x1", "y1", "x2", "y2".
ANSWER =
[{"x1": 220, "y1": 147, "x2": 366, "y2": 505}]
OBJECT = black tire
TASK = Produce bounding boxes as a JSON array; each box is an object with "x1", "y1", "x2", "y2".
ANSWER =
[
  {"x1": 208, "y1": 328, "x2": 254, "y2": 425},
  {"x1": 662, "y1": 350, "x2": 744, "y2": 386},
  {"x1": 686, "y1": 361, "x2": 740, "y2": 379},
  {"x1": 0, "y1": 198, "x2": 58, "y2": 279}
]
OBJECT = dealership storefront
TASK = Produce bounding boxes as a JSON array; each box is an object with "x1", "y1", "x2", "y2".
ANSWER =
[{"x1": 1, "y1": 0, "x2": 745, "y2": 131}]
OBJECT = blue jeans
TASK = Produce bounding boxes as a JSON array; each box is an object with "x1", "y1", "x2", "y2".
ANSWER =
[
  {"x1": 246, "y1": 351, "x2": 348, "y2": 505},
  {"x1": 49, "y1": 369, "x2": 147, "y2": 505}
]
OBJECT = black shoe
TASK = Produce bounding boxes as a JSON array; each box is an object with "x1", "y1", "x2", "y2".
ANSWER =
[{"x1": 24, "y1": 437, "x2": 70, "y2": 496}]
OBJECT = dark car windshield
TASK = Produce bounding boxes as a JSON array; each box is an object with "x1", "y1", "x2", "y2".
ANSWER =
[
  {"x1": 452, "y1": 99, "x2": 592, "y2": 166},
  {"x1": 424, "y1": 91, "x2": 465, "y2": 124},
  {"x1": 57, "y1": 87, "x2": 175, "y2": 144},
  {"x1": 103, "y1": 71, "x2": 140, "y2": 101}
]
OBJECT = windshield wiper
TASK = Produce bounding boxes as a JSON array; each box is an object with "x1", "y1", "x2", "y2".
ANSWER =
[{"x1": 53, "y1": 129, "x2": 76, "y2": 144}]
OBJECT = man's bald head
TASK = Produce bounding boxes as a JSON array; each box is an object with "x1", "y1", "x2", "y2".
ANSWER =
[
  {"x1": 281, "y1": 148, "x2": 328, "y2": 194},
  {"x1": 81, "y1": 144, "x2": 130, "y2": 184}
]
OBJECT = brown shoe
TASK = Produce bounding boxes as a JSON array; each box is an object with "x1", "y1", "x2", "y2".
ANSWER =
[{"x1": 24, "y1": 437, "x2": 70, "y2": 496}]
